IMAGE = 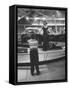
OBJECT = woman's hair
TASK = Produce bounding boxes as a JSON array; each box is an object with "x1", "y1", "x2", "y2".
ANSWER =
[{"x1": 43, "y1": 21, "x2": 47, "y2": 26}]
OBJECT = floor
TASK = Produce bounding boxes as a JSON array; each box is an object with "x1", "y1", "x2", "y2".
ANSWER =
[{"x1": 17, "y1": 58, "x2": 65, "y2": 82}]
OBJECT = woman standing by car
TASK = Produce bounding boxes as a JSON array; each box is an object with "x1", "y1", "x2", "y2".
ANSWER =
[{"x1": 42, "y1": 21, "x2": 49, "y2": 51}]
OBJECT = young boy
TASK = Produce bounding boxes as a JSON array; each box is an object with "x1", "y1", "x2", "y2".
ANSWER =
[{"x1": 27, "y1": 34, "x2": 40, "y2": 76}]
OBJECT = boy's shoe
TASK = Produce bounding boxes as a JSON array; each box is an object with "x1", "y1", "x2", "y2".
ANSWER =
[{"x1": 36, "y1": 72, "x2": 40, "y2": 75}]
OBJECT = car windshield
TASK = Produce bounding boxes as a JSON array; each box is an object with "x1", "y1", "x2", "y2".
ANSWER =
[{"x1": 23, "y1": 29, "x2": 40, "y2": 34}]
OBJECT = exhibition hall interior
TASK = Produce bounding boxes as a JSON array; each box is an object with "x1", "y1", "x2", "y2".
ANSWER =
[{"x1": 17, "y1": 8, "x2": 65, "y2": 82}]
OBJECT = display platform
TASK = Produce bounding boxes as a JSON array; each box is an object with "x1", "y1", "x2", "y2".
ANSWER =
[{"x1": 18, "y1": 47, "x2": 65, "y2": 65}]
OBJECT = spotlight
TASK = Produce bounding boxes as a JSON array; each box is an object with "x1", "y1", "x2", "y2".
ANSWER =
[{"x1": 26, "y1": 17, "x2": 29, "y2": 20}]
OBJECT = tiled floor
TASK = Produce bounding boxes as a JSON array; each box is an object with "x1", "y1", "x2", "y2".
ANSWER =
[{"x1": 17, "y1": 58, "x2": 65, "y2": 82}]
